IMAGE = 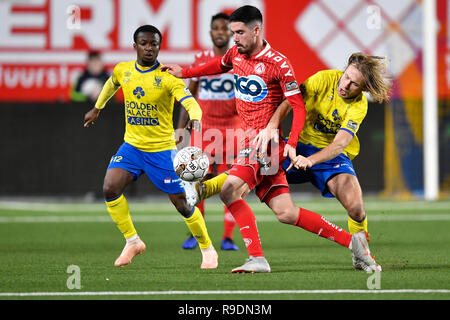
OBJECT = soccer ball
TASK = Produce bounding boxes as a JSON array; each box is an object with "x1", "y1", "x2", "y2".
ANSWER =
[{"x1": 173, "y1": 146, "x2": 209, "y2": 182}]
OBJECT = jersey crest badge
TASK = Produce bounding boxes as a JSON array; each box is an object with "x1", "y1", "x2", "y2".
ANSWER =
[{"x1": 254, "y1": 62, "x2": 266, "y2": 74}]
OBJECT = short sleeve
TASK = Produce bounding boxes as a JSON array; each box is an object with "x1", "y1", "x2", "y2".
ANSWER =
[{"x1": 340, "y1": 97, "x2": 368, "y2": 136}]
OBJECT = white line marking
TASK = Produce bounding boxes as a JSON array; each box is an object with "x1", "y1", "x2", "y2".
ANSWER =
[
  {"x1": 0, "y1": 289, "x2": 448, "y2": 297},
  {"x1": 1, "y1": 200, "x2": 449, "y2": 212},
  {"x1": 0, "y1": 214, "x2": 449, "y2": 223}
]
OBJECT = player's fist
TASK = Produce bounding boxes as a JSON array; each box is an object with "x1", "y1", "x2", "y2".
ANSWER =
[{"x1": 160, "y1": 64, "x2": 183, "y2": 78}]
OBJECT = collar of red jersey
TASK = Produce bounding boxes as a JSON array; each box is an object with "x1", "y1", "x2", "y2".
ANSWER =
[{"x1": 254, "y1": 40, "x2": 271, "y2": 59}]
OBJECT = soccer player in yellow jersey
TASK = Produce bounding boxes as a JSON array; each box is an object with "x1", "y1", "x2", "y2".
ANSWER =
[
  {"x1": 83, "y1": 25, "x2": 218, "y2": 269},
  {"x1": 263, "y1": 52, "x2": 392, "y2": 271}
]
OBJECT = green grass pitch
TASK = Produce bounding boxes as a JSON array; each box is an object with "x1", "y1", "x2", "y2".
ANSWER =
[{"x1": 0, "y1": 197, "x2": 449, "y2": 301}]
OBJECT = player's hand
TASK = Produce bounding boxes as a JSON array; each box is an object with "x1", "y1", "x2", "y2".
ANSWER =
[
  {"x1": 160, "y1": 64, "x2": 183, "y2": 78},
  {"x1": 253, "y1": 128, "x2": 279, "y2": 154},
  {"x1": 283, "y1": 143, "x2": 297, "y2": 160},
  {"x1": 286, "y1": 155, "x2": 313, "y2": 171},
  {"x1": 186, "y1": 119, "x2": 201, "y2": 133},
  {"x1": 84, "y1": 108, "x2": 100, "y2": 127}
]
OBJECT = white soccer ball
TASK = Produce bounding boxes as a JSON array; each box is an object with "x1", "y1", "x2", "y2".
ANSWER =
[{"x1": 173, "y1": 146, "x2": 209, "y2": 182}]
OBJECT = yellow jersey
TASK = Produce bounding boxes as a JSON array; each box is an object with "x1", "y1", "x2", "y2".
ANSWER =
[
  {"x1": 96, "y1": 60, "x2": 202, "y2": 152},
  {"x1": 298, "y1": 70, "x2": 368, "y2": 160}
]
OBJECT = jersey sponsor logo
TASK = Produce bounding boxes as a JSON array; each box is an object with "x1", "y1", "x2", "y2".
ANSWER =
[
  {"x1": 332, "y1": 109, "x2": 341, "y2": 121},
  {"x1": 314, "y1": 113, "x2": 341, "y2": 134},
  {"x1": 133, "y1": 86, "x2": 145, "y2": 99},
  {"x1": 125, "y1": 99, "x2": 159, "y2": 126},
  {"x1": 234, "y1": 74, "x2": 268, "y2": 103},
  {"x1": 198, "y1": 74, "x2": 235, "y2": 100}
]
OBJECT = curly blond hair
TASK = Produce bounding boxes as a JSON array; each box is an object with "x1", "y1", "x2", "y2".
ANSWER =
[{"x1": 347, "y1": 52, "x2": 392, "y2": 103}]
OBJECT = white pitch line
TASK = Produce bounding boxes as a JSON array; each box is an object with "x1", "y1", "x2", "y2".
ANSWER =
[
  {"x1": 0, "y1": 214, "x2": 449, "y2": 224},
  {"x1": 0, "y1": 200, "x2": 449, "y2": 212},
  {"x1": 0, "y1": 289, "x2": 449, "y2": 297},
  {"x1": 0, "y1": 214, "x2": 450, "y2": 224}
]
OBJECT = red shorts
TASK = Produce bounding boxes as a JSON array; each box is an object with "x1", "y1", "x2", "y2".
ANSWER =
[
  {"x1": 190, "y1": 128, "x2": 238, "y2": 175},
  {"x1": 229, "y1": 139, "x2": 290, "y2": 204}
]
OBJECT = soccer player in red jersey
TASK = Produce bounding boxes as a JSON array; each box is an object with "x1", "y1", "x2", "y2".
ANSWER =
[
  {"x1": 163, "y1": 5, "x2": 379, "y2": 273},
  {"x1": 177, "y1": 13, "x2": 240, "y2": 251}
]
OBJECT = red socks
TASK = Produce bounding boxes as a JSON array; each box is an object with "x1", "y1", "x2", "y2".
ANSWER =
[
  {"x1": 295, "y1": 208, "x2": 352, "y2": 248},
  {"x1": 227, "y1": 201, "x2": 352, "y2": 258},
  {"x1": 227, "y1": 199, "x2": 264, "y2": 257},
  {"x1": 222, "y1": 205, "x2": 236, "y2": 240}
]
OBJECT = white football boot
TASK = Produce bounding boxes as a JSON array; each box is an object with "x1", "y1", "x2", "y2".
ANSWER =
[
  {"x1": 231, "y1": 256, "x2": 271, "y2": 273},
  {"x1": 182, "y1": 180, "x2": 200, "y2": 207},
  {"x1": 350, "y1": 231, "x2": 382, "y2": 272},
  {"x1": 182, "y1": 180, "x2": 207, "y2": 207}
]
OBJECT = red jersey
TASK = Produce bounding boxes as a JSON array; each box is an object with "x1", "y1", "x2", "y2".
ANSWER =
[
  {"x1": 182, "y1": 41, "x2": 306, "y2": 148},
  {"x1": 191, "y1": 49, "x2": 240, "y2": 130}
]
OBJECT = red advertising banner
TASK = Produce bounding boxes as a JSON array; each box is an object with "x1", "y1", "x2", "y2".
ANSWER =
[{"x1": 0, "y1": 0, "x2": 447, "y2": 102}]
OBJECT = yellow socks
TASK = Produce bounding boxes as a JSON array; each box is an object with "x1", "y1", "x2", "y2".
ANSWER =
[
  {"x1": 183, "y1": 206, "x2": 212, "y2": 249},
  {"x1": 105, "y1": 194, "x2": 137, "y2": 239},
  {"x1": 348, "y1": 216, "x2": 368, "y2": 234},
  {"x1": 203, "y1": 171, "x2": 228, "y2": 199}
]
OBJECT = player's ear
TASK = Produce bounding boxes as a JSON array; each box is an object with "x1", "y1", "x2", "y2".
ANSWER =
[
  {"x1": 133, "y1": 43, "x2": 137, "y2": 51},
  {"x1": 253, "y1": 25, "x2": 261, "y2": 37}
]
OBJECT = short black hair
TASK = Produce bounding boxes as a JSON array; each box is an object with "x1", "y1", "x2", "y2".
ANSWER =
[
  {"x1": 87, "y1": 50, "x2": 101, "y2": 60},
  {"x1": 211, "y1": 12, "x2": 229, "y2": 25},
  {"x1": 229, "y1": 5, "x2": 262, "y2": 25},
  {"x1": 133, "y1": 25, "x2": 162, "y2": 44}
]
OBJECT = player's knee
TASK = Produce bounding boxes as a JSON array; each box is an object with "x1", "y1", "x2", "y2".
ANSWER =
[
  {"x1": 172, "y1": 197, "x2": 191, "y2": 217},
  {"x1": 219, "y1": 183, "x2": 237, "y2": 205},
  {"x1": 102, "y1": 182, "x2": 121, "y2": 200},
  {"x1": 273, "y1": 206, "x2": 297, "y2": 225},
  {"x1": 347, "y1": 203, "x2": 365, "y2": 221}
]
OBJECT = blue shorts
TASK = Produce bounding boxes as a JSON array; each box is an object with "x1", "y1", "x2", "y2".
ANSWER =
[
  {"x1": 282, "y1": 142, "x2": 356, "y2": 198},
  {"x1": 107, "y1": 142, "x2": 184, "y2": 194}
]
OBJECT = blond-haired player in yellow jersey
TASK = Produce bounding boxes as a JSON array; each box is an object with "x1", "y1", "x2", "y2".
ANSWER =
[
  {"x1": 83, "y1": 25, "x2": 218, "y2": 269},
  {"x1": 261, "y1": 52, "x2": 392, "y2": 271}
]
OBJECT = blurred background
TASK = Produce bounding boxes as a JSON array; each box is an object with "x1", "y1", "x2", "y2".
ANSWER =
[{"x1": 0, "y1": 0, "x2": 448, "y2": 201}]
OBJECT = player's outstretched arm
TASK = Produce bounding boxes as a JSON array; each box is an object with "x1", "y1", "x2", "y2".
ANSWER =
[
  {"x1": 160, "y1": 64, "x2": 183, "y2": 78},
  {"x1": 163, "y1": 57, "x2": 230, "y2": 79}
]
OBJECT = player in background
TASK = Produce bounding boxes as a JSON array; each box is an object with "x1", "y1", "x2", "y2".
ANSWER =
[
  {"x1": 177, "y1": 13, "x2": 240, "y2": 251},
  {"x1": 163, "y1": 6, "x2": 380, "y2": 273},
  {"x1": 83, "y1": 25, "x2": 218, "y2": 269}
]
